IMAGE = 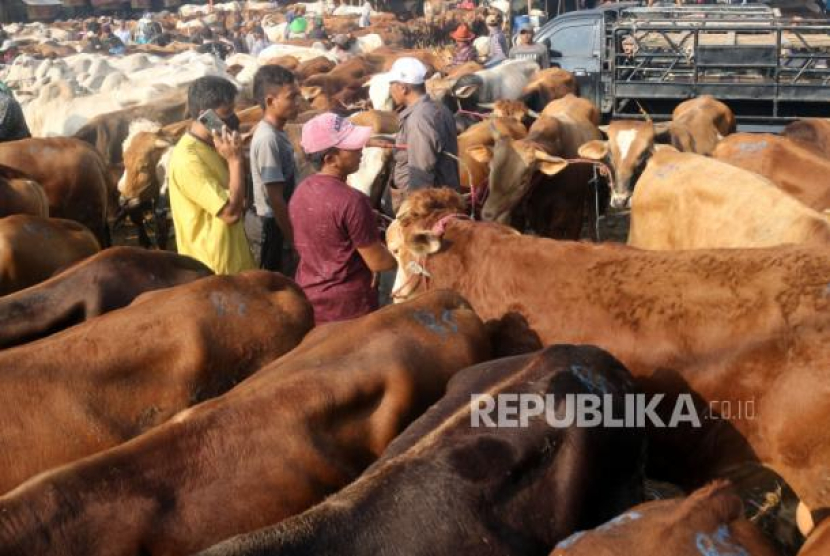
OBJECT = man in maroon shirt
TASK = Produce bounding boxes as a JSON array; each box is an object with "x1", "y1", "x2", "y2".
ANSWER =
[{"x1": 290, "y1": 113, "x2": 397, "y2": 324}]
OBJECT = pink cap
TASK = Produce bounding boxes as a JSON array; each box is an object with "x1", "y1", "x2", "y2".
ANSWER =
[{"x1": 300, "y1": 113, "x2": 373, "y2": 154}]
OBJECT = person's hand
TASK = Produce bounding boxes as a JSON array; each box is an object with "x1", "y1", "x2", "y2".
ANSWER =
[{"x1": 213, "y1": 127, "x2": 243, "y2": 163}]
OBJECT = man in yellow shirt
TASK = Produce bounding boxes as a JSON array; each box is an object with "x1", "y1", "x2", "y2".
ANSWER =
[{"x1": 168, "y1": 76, "x2": 255, "y2": 275}]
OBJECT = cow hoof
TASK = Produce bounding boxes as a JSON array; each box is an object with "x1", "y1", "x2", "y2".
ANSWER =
[{"x1": 798, "y1": 501, "x2": 815, "y2": 537}]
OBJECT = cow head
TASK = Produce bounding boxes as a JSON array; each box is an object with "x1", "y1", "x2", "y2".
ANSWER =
[
  {"x1": 578, "y1": 120, "x2": 670, "y2": 209},
  {"x1": 520, "y1": 68, "x2": 577, "y2": 112},
  {"x1": 119, "y1": 128, "x2": 175, "y2": 206},
  {"x1": 451, "y1": 74, "x2": 484, "y2": 110},
  {"x1": 388, "y1": 189, "x2": 467, "y2": 302},
  {"x1": 470, "y1": 118, "x2": 569, "y2": 223}
]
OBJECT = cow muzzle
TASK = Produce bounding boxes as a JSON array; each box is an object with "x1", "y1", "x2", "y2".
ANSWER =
[{"x1": 610, "y1": 193, "x2": 631, "y2": 210}]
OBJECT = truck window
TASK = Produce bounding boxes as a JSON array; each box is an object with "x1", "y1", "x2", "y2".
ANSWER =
[{"x1": 549, "y1": 25, "x2": 595, "y2": 57}]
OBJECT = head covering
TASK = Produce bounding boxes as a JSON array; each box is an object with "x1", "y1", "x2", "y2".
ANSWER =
[
  {"x1": 377, "y1": 57, "x2": 427, "y2": 85},
  {"x1": 332, "y1": 33, "x2": 350, "y2": 47},
  {"x1": 289, "y1": 17, "x2": 308, "y2": 33},
  {"x1": 450, "y1": 24, "x2": 474, "y2": 42},
  {"x1": 0, "y1": 40, "x2": 17, "y2": 52},
  {"x1": 301, "y1": 113, "x2": 373, "y2": 154},
  {"x1": 518, "y1": 23, "x2": 533, "y2": 34}
]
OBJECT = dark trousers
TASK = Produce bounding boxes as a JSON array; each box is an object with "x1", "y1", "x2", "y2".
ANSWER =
[{"x1": 244, "y1": 211, "x2": 284, "y2": 272}]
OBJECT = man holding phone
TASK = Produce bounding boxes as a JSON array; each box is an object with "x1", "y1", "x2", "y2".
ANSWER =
[{"x1": 167, "y1": 76, "x2": 255, "y2": 275}]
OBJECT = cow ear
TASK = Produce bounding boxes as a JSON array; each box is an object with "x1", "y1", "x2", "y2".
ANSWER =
[
  {"x1": 454, "y1": 84, "x2": 478, "y2": 98},
  {"x1": 653, "y1": 144, "x2": 679, "y2": 154},
  {"x1": 534, "y1": 151, "x2": 568, "y2": 175},
  {"x1": 578, "y1": 140, "x2": 608, "y2": 161},
  {"x1": 301, "y1": 86, "x2": 321, "y2": 99},
  {"x1": 466, "y1": 145, "x2": 493, "y2": 164},
  {"x1": 408, "y1": 231, "x2": 442, "y2": 256}
]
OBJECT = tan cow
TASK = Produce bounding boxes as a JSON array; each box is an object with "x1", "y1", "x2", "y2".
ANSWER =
[
  {"x1": 457, "y1": 116, "x2": 528, "y2": 191},
  {"x1": 468, "y1": 94, "x2": 601, "y2": 239},
  {"x1": 0, "y1": 290, "x2": 490, "y2": 556},
  {"x1": 579, "y1": 96, "x2": 735, "y2": 208},
  {"x1": 550, "y1": 481, "x2": 777, "y2": 556},
  {"x1": 714, "y1": 133, "x2": 830, "y2": 212},
  {"x1": 628, "y1": 150, "x2": 830, "y2": 249},
  {"x1": 783, "y1": 118, "x2": 830, "y2": 159},
  {"x1": 520, "y1": 67, "x2": 578, "y2": 110},
  {"x1": 0, "y1": 271, "x2": 312, "y2": 493},
  {"x1": 0, "y1": 215, "x2": 100, "y2": 296},
  {"x1": 0, "y1": 166, "x2": 48, "y2": 218}
]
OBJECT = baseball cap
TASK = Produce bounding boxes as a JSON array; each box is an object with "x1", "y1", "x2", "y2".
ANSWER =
[
  {"x1": 518, "y1": 23, "x2": 533, "y2": 33},
  {"x1": 301, "y1": 113, "x2": 373, "y2": 154},
  {"x1": 378, "y1": 57, "x2": 427, "y2": 85}
]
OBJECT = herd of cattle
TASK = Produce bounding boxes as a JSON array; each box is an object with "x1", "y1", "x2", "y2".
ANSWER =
[{"x1": 1, "y1": 1, "x2": 830, "y2": 555}]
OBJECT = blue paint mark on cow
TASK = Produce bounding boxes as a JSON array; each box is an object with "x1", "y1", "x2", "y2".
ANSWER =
[
  {"x1": 596, "y1": 511, "x2": 643, "y2": 532},
  {"x1": 569, "y1": 364, "x2": 611, "y2": 395},
  {"x1": 695, "y1": 525, "x2": 749, "y2": 556},
  {"x1": 441, "y1": 309, "x2": 459, "y2": 333},
  {"x1": 655, "y1": 163, "x2": 680, "y2": 180},
  {"x1": 210, "y1": 292, "x2": 227, "y2": 317},
  {"x1": 238, "y1": 302, "x2": 247, "y2": 316},
  {"x1": 413, "y1": 310, "x2": 448, "y2": 336},
  {"x1": 736, "y1": 140, "x2": 768, "y2": 155},
  {"x1": 554, "y1": 530, "x2": 586, "y2": 550}
]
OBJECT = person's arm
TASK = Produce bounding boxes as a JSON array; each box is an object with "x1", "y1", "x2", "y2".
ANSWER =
[
  {"x1": 214, "y1": 129, "x2": 246, "y2": 225},
  {"x1": 357, "y1": 242, "x2": 396, "y2": 272},
  {"x1": 265, "y1": 182, "x2": 294, "y2": 246},
  {"x1": 345, "y1": 194, "x2": 396, "y2": 273},
  {"x1": 407, "y1": 115, "x2": 441, "y2": 190}
]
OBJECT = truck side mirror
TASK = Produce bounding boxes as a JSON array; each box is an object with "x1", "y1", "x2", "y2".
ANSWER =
[{"x1": 550, "y1": 49, "x2": 563, "y2": 58}]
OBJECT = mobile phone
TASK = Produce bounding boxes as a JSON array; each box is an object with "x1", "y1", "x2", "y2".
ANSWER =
[{"x1": 198, "y1": 109, "x2": 226, "y2": 135}]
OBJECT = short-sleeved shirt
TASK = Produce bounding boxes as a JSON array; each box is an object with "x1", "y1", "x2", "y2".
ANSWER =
[
  {"x1": 393, "y1": 95, "x2": 460, "y2": 192},
  {"x1": 289, "y1": 173, "x2": 380, "y2": 324},
  {"x1": 167, "y1": 133, "x2": 255, "y2": 275},
  {"x1": 250, "y1": 121, "x2": 297, "y2": 218}
]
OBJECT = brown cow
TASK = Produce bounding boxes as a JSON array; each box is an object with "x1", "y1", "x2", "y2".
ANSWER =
[
  {"x1": 294, "y1": 55, "x2": 336, "y2": 81},
  {"x1": 469, "y1": 94, "x2": 601, "y2": 239},
  {"x1": 198, "y1": 345, "x2": 646, "y2": 556},
  {"x1": 0, "y1": 290, "x2": 490, "y2": 555},
  {"x1": 520, "y1": 67, "x2": 578, "y2": 111},
  {"x1": 264, "y1": 55, "x2": 300, "y2": 71},
  {"x1": 628, "y1": 150, "x2": 830, "y2": 249},
  {"x1": 0, "y1": 138, "x2": 112, "y2": 245},
  {"x1": 549, "y1": 481, "x2": 777, "y2": 556},
  {"x1": 0, "y1": 166, "x2": 48, "y2": 218},
  {"x1": 73, "y1": 90, "x2": 188, "y2": 168},
  {"x1": 669, "y1": 95, "x2": 736, "y2": 155},
  {"x1": 387, "y1": 188, "x2": 830, "y2": 526},
  {"x1": 714, "y1": 133, "x2": 830, "y2": 212},
  {"x1": 0, "y1": 247, "x2": 212, "y2": 349},
  {"x1": 457, "y1": 116, "x2": 527, "y2": 191},
  {"x1": 0, "y1": 215, "x2": 99, "y2": 296},
  {"x1": 0, "y1": 270, "x2": 312, "y2": 494},
  {"x1": 783, "y1": 118, "x2": 830, "y2": 160},
  {"x1": 579, "y1": 96, "x2": 734, "y2": 209}
]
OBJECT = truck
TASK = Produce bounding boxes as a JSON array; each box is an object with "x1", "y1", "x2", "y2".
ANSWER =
[{"x1": 533, "y1": 3, "x2": 830, "y2": 127}]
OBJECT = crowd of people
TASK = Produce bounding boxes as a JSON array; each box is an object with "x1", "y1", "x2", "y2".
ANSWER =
[
  {"x1": 168, "y1": 56, "x2": 457, "y2": 324},
  {"x1": 0, "y1": 4, "x2": 553, "y2": 324}
]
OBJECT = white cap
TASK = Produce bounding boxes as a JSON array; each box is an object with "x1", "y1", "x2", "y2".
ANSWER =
[{"x1": 380, "y1": 57, "x2": 427, "y2": 85}]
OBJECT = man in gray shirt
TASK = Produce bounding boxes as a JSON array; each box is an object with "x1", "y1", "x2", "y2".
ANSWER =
[
  {"x1": 383, "y1": 57, "x2": 460, "y2": 203},
  {"x1": 245, "y1": 65, "x2": 301, "y2": 272}
]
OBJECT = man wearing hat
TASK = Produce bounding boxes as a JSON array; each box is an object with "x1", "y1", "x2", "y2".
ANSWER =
[
  {"x1": 0, "y1": 41, "x2": 20, "y2": 66},
  {"x1": 289, "y1": 113, "x2": 397, "y2": 324},
  {"x1": 381, "y1": 57, "x2": 459, "y2": 205},
  {"x1": 509, "y1": 23, "x2": 549, "y2": 68},
  {"x1": 484, "y1": 13, "x2": 508, "y2": 68},
  {"x1": 450, "y1": 24, "x2": 477, "y2": 67}
]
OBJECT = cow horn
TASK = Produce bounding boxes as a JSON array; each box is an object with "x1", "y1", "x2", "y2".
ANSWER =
[
  {"x1": 526, "y1": 109, "x2": 540, "y2": 118},
  {"x1": 477, "y1": 102, "x2": 495, "y2": 109}
]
